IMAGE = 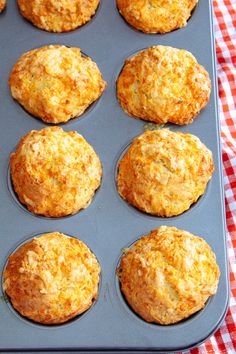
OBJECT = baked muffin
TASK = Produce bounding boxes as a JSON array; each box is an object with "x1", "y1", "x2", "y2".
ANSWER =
[
  {"x1": 10, "y1": 127, "x2": 102, "y2": 217},
  {"x1": 9, "y1": 45, "x2": 106, "y2": 124},
  {"x1": 117, "y1": 0, "x2": 198, "y2": 34},
  {"x1": 18, "y1": 0, "x2": 99, "y2": 32},
  {"x1": 3, "y1": 232, "x2": 100, "y2": 324},
  {"x1": 117, "y1": 46, "x2": 211, "y2": 125},
  {"x1": 118, "y1": 226, "x2": 220, "y2": 325},
  {"x1": 117, "y1": 129, "x2": 214, "y2": 217},
  {"x1": 0, "y1": 0, "x2": 6, "y2": 12}
]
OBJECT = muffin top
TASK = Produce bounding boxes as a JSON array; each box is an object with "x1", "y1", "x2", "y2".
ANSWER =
[
  {"x1": 117, "y1": 0, "x2": 198, "y2": 34},
  {"x1": 18, "y1": 0, "x2": 99, "y2": 32},
  {"x1": 117, "y1": 129, "x2": 214, "y2": 217},
  {"x1": 117, "y1": 46, "x2": 211, "y2": 125},
  {"x1": 118, "y1": 226, "x2": 220, "y2": 325},
  {"x1": 3, "y1": 232, "x2": 100, "y2": 324},
  {"x1": 10, "y1": 127, "x2": 102, "y2": 217},
  {"x1": 0, "y1": 0, "x2": 6, "y2": 12},
  {"x1": 9, "y1": 45, "x2": 106, "y2": 123}
]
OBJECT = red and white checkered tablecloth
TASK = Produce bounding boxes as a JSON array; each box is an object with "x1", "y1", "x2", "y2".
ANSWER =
[{"x1": 186, "y1": 1, "x2": 236, "y2": 353}]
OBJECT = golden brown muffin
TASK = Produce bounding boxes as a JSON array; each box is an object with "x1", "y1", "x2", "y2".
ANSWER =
[
  {"x1": 118, "y1": 226, "x2": 220, "y2": 325},
  {"x1": 117, "y1": 0, "x2": 198, "y2": 34},
  {"x1": 3, "y1": 232, "x2": 100, "y2": 324},
  {"x1": 117, "y1": 46, "x2": 211, "y2": 125},
  {"x1": 9, "y1": 45, "x2": 106, "y2": 124},
  {"x1": 10, "y1": 127, "x2": 102, "y2": 217},
  {"x1": 117, "y1": 129, "x2": 214, "y2": 217},
  {"x1": 0, "y1": 0, "x2": 6, "y2": 12},
  {"x1": 18, "y1": 0, "x2": 99, "y2": 32}
]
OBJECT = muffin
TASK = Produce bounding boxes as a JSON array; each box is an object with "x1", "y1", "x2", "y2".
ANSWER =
[
  {"x1": 117, "y1": 46, "x2": 211, "y2": 125},
  {"x1": 18, "y1": 0, "x2": 99, "y2": 32},
  {"x1": 3, "y1": 232, "x2": 100, "y2": 324},
  {"x1": 10, "y1": 127, "x2": 102, "y2": 217},
  {"x1": 118, "y1": 226, "x2": 220, "y2": 325},
  {"x1": 117, "y1": 0, "x2": 198, "y2": 34},
  {"x1": 117, "y1": 129, "x2": 214, "y2": 217},
  {"x1": 9, "y1": 45, "x2": 106, "y2": 124},
  {"x1": 0, "y1": 0, "x2": 6, "y2": 12}
]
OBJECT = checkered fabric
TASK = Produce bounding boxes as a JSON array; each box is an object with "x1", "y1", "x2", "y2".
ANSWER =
[{"x1": 186, "y1": 1, "x2": 236, "y2": 353}]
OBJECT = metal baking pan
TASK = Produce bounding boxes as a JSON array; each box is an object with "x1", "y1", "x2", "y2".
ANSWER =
[{"x1": 0, "y1": 0, "x2": 229, "y2": 351}]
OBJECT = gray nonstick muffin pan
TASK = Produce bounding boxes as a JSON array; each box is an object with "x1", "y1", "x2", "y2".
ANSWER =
[{"x1": 0, "y1": 0, "x2": 229, "y2": 352}]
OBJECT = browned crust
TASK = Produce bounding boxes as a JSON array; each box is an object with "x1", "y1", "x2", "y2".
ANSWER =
[
  {"x1": 117, "y1": 46, "x2": 211, "y2": 125},
  {"x1": 117, "y1": 129, "x2": 214, "y2": 217},
  {"x1": 3, "y1": 232, "x2": 101, "y2": 324},
  {"x1": 118, "y1": 226, "x2": 220, "y2": 325},
  {"x1": 117, "y1": 0, "x2": 198, "y2": 34},
  {"x1": 10, "y1": 127, "x2": 102, "y2": 217},
  {"x1": 9, "y1": 45, "x2": 106, "y2": 124},
  {"x1": 18, "y1": 0, "x2": 100, "y2": 32}
]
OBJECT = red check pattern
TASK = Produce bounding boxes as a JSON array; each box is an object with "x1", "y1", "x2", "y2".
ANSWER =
[{"x1": 186, "y1": 1, "x2": 236, "y2": 353}]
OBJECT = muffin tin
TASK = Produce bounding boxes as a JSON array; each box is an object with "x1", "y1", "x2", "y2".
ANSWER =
[{"x1": 0, "y1": 0, "x2": 229, "y2": 352}]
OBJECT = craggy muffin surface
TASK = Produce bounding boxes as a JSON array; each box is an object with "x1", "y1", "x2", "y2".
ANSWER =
[
  {"x1": 117, "y1": 0, "x2": 198, "y2": 34},
  {"x1": 118, "y1": 226, "x2": 220, "y2": 325},
  {"x1": 117, "y1": 46, "x2": 211, "y2": 125},
  {"x1": 9, "y1": 45, "x2": 106, "y2": 124},
  {"x1": 10, "y1": 127, "x2": 102, "y2": 217},
  {"x1": 18, "y1": 0, "x2": 99, "y2": 32},
  {"x1": 117, "y1": 129, "x2": 214, "y2": 217},
  {"x1": 3, "y1": 232, "x2": 101, "y2": 324}
]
